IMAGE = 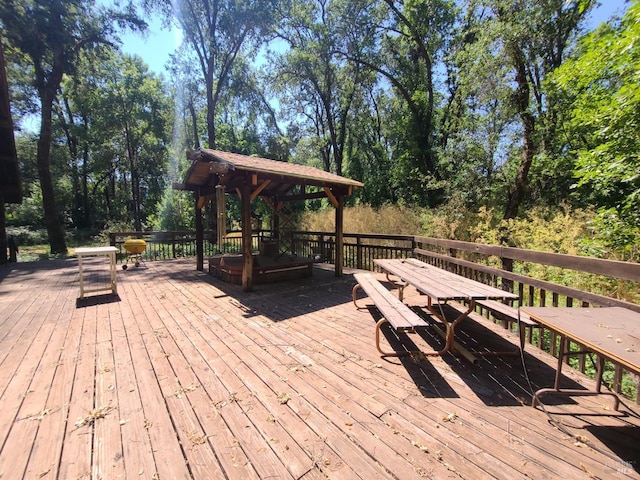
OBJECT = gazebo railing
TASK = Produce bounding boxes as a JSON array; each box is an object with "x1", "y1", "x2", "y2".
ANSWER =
[{"x1": 109, "y1": 230, "x2": 273, "y2": 261}]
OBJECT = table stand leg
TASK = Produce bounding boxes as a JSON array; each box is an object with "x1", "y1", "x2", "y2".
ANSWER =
[
  {"x1": 532, "y1": 336, "x2": 621, "y2": 410},
  {"x1": 109, "y1": 251, "x2": 117, "y2": 295},
  {"x1": 78, "y1": 256, "x2": 85, "y2": 299},
  {"x1": 425, "y1": 300, "x2": 478, "y2": 363}
]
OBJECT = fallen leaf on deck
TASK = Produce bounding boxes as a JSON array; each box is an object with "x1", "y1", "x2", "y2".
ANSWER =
[
  {"x1": 29, "y1": 408, "x2": 51, "y2": 421},
  {"x1": 75, "y1": 405, "x2": 115, "y2": 427},
  {"x1": 277, "y1": 392, "x2": 291, "y2": 404},
  {"x1": 442, "y1": 412, "x2": 458, "y2": 422}
]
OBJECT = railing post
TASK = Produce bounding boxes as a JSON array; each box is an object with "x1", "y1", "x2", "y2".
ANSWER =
[
  {"x1": 501, "y1": 257, "x2": 514, "y2": 293},
  {"x1": 356, "y1": 235, "x2": 362, "y2": 270},
  {"x1": 448, "y1": 248, "x2": 457, "y2": 273},
  {"x1": 172, "y1": 232, "x2": 177, "y2": 259}
]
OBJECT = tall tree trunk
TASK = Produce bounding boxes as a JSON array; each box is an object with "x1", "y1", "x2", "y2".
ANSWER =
[
  {"x1": 38, "y1": 88, "x2": 67, "y2": 255},
  {"x1": 188, "y1": 98, "x2": 200, "y2": 149},
  {"x1": 57, "y1": 97, "x2": 82, "y2": 229},
  {"x1": 0, "y1": 193, "x2": 7, "y2": 265},
  {"x1": 504, "y1": 46, "x2": 535, "y2": 221},
  {"x1": 205, "y1": 60, "x2": 216, "y2": 149},
  {"x1": 82, "y1": 144, "x2": 90, "y2": 227}
]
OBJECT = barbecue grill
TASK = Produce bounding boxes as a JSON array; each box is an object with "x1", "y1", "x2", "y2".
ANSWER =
[{"x1": 122, "y1": 239, "x2": 146, "y2": 269}]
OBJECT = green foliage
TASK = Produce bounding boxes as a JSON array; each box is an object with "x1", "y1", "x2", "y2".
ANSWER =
[
  {"x1": 6, "y1": 226, "x2": 49, "y2": 246},
  {"x1": 0, "y1": 0, "x2": 146, "y2": 254},
  {"x1": 93, "y1": 221, "x2": 135, "y2": 245},
  {"x1": 579, "y1": 208, "x2": 640, "y2": 262},
  {"x1": 149, "y1": 188, "x2": 195, "y2": 231},
  {"x1": 550, "y1": 2, "x2": 640, "y2": 230},
  {"x1": 3, "y1": 0, "x2": 638, "y2": 266},
  {"x1": 443, "y1": 0, "x2": 595, "y2": 218},
  {"x1": 7, "y1": 190, "x2": 44, "y2": 227}
]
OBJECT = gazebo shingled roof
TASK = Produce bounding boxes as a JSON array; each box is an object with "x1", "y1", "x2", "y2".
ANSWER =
[
  {"x1": 174, "y1": 148, "x2": 364, "y2": 291},
  {"x1": 174, "y1": 148, "x2": 363, "y2": 202}
]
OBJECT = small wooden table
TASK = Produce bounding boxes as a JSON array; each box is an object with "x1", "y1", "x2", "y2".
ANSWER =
[
  {"x1": 520, "y1": 306, "x2": 640, "y2": 409},
  {"x1": 76, "y1": 246, "x2": 118, "y2": 298},
  {"x1": 374, "y1": 258, "x2": 518, "y2": 362}
]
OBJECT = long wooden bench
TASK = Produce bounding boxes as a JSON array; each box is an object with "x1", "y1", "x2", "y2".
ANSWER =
[
  {"x1": 475, "y1": 299, "x2": 539, "y2": 348},
  {"x1": 352, "y1": 273, "x2": 430, "y2": 357}
]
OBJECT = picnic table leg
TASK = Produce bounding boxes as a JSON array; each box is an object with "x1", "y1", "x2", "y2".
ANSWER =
[
  {"x1": 531, "y1": 336, "x2": 621, "y2": 410},
  {"x1": 425, "y1": 300, "x2": 478, "y2": 363},
  {"x1": 384, "y1": 272, "x2": 407, "y2": 300}
]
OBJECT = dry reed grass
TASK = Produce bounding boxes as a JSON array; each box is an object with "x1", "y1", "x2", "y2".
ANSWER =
[{"x1": 299, "y1": 204, "x2": 424, "y2": 235}]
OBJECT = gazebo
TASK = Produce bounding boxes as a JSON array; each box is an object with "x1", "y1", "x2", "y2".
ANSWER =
[{"x1": 173, "y1": 148, "x2": 363, "y2": 291}]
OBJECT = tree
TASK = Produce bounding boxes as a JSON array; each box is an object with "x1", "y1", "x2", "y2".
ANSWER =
[
  {"x1": 445, "y1": 0, "x2": 595, "y2": 220},
  {"x1": 550, "y1": 1, "x2": 639, "y2": 232},
  {"x1": 272, "y1": 0, "x2": 374, "y2": 177},
  {"x1": 147, "y1": 0, "x2": 277, "y2": 149},
  {"x1": 0, "y1": 0, "x2": 144, "y2": 253},
  {"x1": 324, "y1": 0, "x2": 456, "y2": 205}
]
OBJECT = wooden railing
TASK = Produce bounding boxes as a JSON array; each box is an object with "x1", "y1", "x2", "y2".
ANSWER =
[
  {"x1": 110, "y1": 229, "x2": 640, "y2": 403},
  {"x1": 109, "y1": 230, "x2": 272, "y2": 261}
]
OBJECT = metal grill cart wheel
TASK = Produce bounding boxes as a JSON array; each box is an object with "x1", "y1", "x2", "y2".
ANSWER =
[{"x1": 122, "y1": 239, "x2": 147, "y2": 270}]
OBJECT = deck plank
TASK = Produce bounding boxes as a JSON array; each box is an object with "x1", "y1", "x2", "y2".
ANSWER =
[
  {"x1": 0, "y1": 259, "x2": 638, "y2": 480},
  {"x1": 160, "y1": 298, "x2": 314, "y2": 479},
  {"x1": 163, "y1": 269, "x2": 361, "y2": 478},
  {"x1": 0, "y1": 269, "x2": 71, "y2": 479},
  {"x1": 128, "y1": 275, "x2": 229, "y2": 479},
  {"x1": 23, "y1": 280, "x2": 80, "y2": 480},
  {"x1": 108, "y1": 295, "x2": 157, "y2": 479},
  {"x1": 119, "y1": 275, "x2": 193, "y2": 479},
  {"x1": 58, "y1": 285, "x2": 98, "y2": 480}
]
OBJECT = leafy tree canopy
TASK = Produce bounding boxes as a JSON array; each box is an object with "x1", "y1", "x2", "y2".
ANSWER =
[{"x1": 550, "y1": 0, "x2": 640, "y2": 228}]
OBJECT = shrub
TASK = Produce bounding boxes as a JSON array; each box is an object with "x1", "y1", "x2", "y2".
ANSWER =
[{"x1": 6, "y1": 226, "x2": 48, "y2": 246}]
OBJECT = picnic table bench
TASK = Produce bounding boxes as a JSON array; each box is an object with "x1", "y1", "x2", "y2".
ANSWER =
[
  {"x1": 352, "y1": 273, "x2": 430, "y2": 357},
  {"x1": 475, "y1": 299, "x2": 539, "y2": 348}
]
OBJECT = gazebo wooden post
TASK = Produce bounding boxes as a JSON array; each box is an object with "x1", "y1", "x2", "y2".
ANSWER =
[
  {"x1": 216, "y1": 185, "x2": 226, "y2": 252},
  {"x1": 272, "y1": 199, "x2": 280, "y2": 240},
  {"x1": 195, "y1": 194, "x2": 204, "y2": 271},
  {"x1": 241, "y1": 182, "x2": 253, "y2": 291},
  {"x1": 335, "y1": 194, "x2": 344, "y2": 276}
]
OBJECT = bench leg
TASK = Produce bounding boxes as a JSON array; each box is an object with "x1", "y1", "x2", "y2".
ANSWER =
[
  {"x1": 375, "y1": 319, "x2": 418, "y2": 358},
  {"x1": 352, "y1": 283, "x2": 367, "y2": 309}
]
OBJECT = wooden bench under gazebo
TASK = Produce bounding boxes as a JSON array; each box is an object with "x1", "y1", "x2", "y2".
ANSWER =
[{"x1": 173, "y1": 148, "x2": 363, "y2": 291}]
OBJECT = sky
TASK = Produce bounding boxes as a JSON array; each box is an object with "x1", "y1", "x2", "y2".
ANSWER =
[{"x1": 118, "y1": 1, "x2": 632, "y2": 76}]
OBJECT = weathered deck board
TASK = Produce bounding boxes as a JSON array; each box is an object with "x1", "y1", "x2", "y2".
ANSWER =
[
  {"x1": 0, "y1": 258, "x2": 638, "y2": 480},
  {"x1": 118, "y1": 276, "x2": 193, "y2": 479}
]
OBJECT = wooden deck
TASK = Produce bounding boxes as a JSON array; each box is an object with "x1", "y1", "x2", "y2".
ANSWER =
[{"x1": 0, "y1": 258, "x2": 638, "y2": 480}]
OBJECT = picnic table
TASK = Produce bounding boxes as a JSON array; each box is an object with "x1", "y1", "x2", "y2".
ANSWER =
[
  {"x1": 519, "y1": 306, "x2": 640, "y2": 410},
  {"x1": 373, "y1": 258, "x2": 519, "y2": 362}
]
